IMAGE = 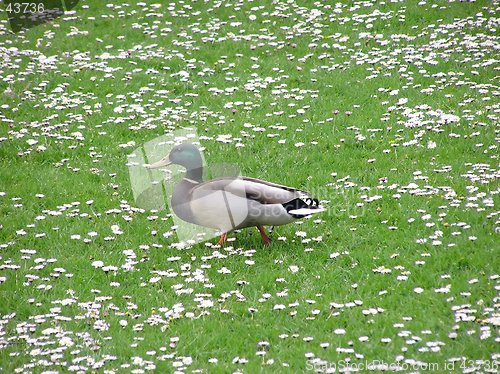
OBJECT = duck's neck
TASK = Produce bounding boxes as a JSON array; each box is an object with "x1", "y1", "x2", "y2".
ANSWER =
[{"x1": 185, "y1": 165, "x2": 203, "y2": 183}]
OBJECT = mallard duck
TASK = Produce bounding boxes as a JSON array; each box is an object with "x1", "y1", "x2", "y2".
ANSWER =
[{"x1": 147, "y1": 143, "x2": 325, "y2": 246}]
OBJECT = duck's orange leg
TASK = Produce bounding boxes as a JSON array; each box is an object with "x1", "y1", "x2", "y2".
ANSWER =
[
  {"x1": 216, "y1": 233, "x2": 227, "y2": 246},
  {"x1": 257, "y1": 225, "x2": 271, "y2": 246}
]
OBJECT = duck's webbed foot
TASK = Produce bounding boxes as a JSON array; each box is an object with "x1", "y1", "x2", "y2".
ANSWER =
[
  {"x1": 257, "y1": 225, "x2": 271, "y2": 246},
  {"x1": 216, "y1": 233, "x2": 227, "y2": 247}
]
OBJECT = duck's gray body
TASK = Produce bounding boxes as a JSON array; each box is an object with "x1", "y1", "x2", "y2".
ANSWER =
[{"x1": 171, "y1": 176, "x2": 311, "y2": 233}]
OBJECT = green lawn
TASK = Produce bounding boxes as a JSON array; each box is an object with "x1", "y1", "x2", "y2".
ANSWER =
[{"x1": 0, "y1": 0, "x2": 498, "y2": 372}]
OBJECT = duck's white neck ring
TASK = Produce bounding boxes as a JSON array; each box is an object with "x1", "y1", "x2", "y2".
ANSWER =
[{"x1": 183, "y1": 177, "x2": 200, "y2": 184}]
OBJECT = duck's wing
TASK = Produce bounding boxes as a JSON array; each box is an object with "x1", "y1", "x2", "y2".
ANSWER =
[
  {"x1": 191, "y1": 176, "x2": 312, "y2": 205},
  {"x1": 241, "y1": 176, "x2": 309, "y2": 202}
]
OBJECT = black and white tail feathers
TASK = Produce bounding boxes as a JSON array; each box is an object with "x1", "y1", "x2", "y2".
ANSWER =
[{"x1": 282, "y1": 197, "x2": 325, "y2": 218}]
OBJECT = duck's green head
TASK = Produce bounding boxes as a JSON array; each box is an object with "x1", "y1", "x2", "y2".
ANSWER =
[{"x1": 147, "y1": 143, "x2": 203, "y2": 172}]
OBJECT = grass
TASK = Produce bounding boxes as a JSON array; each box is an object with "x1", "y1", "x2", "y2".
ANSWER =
[{"x1": 0, "y1": 0, "x2": 499, "y2": 372}]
